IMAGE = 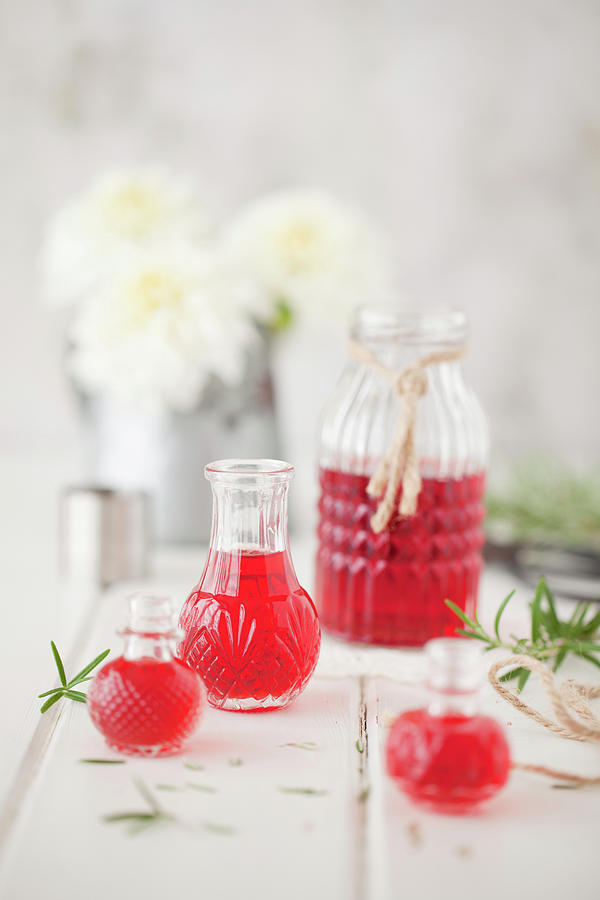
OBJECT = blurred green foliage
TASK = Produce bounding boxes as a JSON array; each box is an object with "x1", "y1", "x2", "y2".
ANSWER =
[{"x1": 486, "y1": 458, "x2": 600, "y2": 552}]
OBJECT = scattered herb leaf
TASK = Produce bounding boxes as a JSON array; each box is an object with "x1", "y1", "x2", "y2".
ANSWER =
[
  {"x1": 155, "y1": 784, "x2": 181, "y2": 792},
  {"x1": 228, "y1": 758, "x2": 244, "y2": 767},
  {"x1": 187, "y1": 783, "x2": 217, "y2": 793},
  {"x1": 406, "y1": 822, "x2": 423, "y2": 849},
  {"x1": 357, "y1": 786, "x2": 370, "y2": 803},
  {"x1": 103, "y1": 778, "x2": 175, "y2": 835},
  {"x1": 184, "y1": 762, "x2": 204, "y2": 771},
  {"x1": 355, "y1": 739, "x2": 365, "y2": 753},
  {"x1": 80, "y1": 758, "x2": 126, "y2": 765},
  {"x1": 281, "y1": 742, "x2": 317, "y2": 751},
  {"x1": 203, "y1": 821, "x2": 235, "y2": 835},
  {"x1": 38, "y1": 644, "x2": 110, "y2": 713},
  {"x1": 278, "y1": 786, "x2": 328, "y2": 796}
]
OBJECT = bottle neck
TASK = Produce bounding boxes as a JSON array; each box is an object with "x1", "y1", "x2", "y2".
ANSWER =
[
  {"x1": 208, "y1": 480, "x2": 291, "y2": 555},
  {"x1": 122, "y1": 633, "x2": 176, "y2": 662},
  {"x1": 352, "y1": 305, "x2": 468, "y2": 370},
  {"x1": 427, "y1": 688, "x2": 480, "y2": 718},
  {"x1": 424, "y1": 637, "x2": 483, "y2": 717}
]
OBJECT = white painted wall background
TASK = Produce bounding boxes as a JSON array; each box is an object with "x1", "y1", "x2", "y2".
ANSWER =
[{"x1": 1, "y1": 0, "x2": 599, "y2": 484}]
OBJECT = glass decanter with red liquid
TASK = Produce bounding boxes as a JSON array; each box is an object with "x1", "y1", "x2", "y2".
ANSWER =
[
  {"x1": 87, "y1": 595, "x2": 204, "y2": 756},
  {"x1": 179, "y1": 459, "x2": 321, "y2": 712},
  {"x1": 316, "y1": 306, "x2": 488, "y2": 646},
  {"x1": 386, "y1": 638, "x2": 510, "y2": 813}
]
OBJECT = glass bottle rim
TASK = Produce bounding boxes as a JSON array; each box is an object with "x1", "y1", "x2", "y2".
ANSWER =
[
  {"x1": 205, "y1": 458, "x2": 295, "y2": 485},
  {"x1": 352, "y1": 304, "x2": 468, "y2": 346},
  {"x1": 120, "y1": 594, "x2": 180, "y2": 638}
]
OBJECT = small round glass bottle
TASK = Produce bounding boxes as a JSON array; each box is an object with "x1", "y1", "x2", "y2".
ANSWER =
[
  {"x1": 87, "y1": 595, "x2": 204, "y2": 757},
  {"x1": 179, "y1": 459, "x2": 321, "y2": 712},
  {"x1": 316, "y1": 306, "x2": 488, "y2": 646},
  {"x1": 386, "y1": 638, "x2": 510, "y2": 813}
]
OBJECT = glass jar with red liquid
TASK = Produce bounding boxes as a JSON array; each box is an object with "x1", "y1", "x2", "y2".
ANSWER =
[
  {"x1": 316, "y1": 306, "x2": 488, "y2": 646},
  {"x1": 179, "y1": 459, "x2": 321, "y2": 712},
  {"x1": 386, "y1": 638, "x2": 511, "y2": 813},
  {"x1": 87, "y1": 595, "x2": 204, "y2": 757}
]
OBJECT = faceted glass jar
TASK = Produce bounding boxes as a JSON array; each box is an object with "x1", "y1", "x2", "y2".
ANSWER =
[
  {"x1": 386, "y1": 638, "x2": 511, "y2": 813},
  {"x1": 316, "y1": 307, "x2": 488, "y2": 646},
  {"x1": 87, "y1": 595, "x2": 204, "y2": 757},
  {"x1": 179, "y1": 459, "x2": 321, "y2": 711}
]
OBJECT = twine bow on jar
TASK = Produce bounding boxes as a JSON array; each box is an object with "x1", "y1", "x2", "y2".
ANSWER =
[{"x1": 349, "y1": 341, "x2": 467, "y2": 533}]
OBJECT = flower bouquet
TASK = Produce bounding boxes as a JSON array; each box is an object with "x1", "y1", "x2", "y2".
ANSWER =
[{"x1": 40, "y1": 168, "x2": 389, "y2": 541}]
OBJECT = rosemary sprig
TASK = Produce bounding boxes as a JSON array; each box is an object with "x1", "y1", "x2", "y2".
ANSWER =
[
  {"x1": 38, "y1": 642, "x2": 110, "y2": 713},
  {"x1": 445, "y1": 576, "x2": 600, "y2": 691}
]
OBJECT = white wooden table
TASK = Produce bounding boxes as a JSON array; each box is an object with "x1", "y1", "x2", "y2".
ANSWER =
[{"x1": 0, "y1": 536, "x2": 598, "y2": 900}]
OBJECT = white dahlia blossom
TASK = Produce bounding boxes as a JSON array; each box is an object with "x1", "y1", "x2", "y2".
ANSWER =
[
  {"x1": 223, "y1": 189, "x2": 391, "y2": 326},
  {"x1": 68, "y1": 249, "x2": 260, "y2": 412},
  {"x1": 40, "y1": 167, "x2": 212, "y2": 306}
]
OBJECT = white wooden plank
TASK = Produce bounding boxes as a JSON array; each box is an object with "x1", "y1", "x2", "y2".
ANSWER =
[
  {"x1": 372, "y1": 675, "x2": 600, "y2": 900},
  {"x1": 0, "y1": 581, "x2": 366, "y2": 900}
]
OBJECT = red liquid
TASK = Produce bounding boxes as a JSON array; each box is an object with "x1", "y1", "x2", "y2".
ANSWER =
[
  {"x1": 386, "y1": 708, "x2": 510, "y2": 813},
  {"x1": 316, "y1": 468, "x2": 486, "y2": 646},
  {"x1": 179, "y1": 550, "x2": 321, "y2": 711},
  {"x1": 87, "y1": 657, "x2": 203, "y2": 757}
]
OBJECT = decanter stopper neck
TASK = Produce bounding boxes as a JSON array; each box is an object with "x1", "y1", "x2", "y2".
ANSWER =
[
  {"x1": 425, "y1": 637, "x2": 483, "y2": 717},
  {"x1": 121, "y1": 595, "x2": 180, "y2": 662}
]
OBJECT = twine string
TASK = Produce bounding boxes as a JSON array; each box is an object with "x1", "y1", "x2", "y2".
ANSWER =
[
  {"x1": 488, "y1": 654, "x2": 600, "y2": 743},
  {"x1": 489, "y1": 654, "x2": 600, "y2": 786},
  {"x1": 349, "y1": 340, "x2": 467, "y2": 533}
]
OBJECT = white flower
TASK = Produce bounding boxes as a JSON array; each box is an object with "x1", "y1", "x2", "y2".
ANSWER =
[
  {"x1": 40, "y1": 167, "x2": 212, "y2": 306},
  {"x1": 223, "y1": 189, "x2": 392, "y2": 325},
  {"x1": 68, "y1": 249, "x2": 260, "y2": 412}
]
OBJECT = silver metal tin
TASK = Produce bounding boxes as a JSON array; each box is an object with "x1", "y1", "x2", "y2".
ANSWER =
[{"x1": 60, "y1": 487, "x2": 150, "y2": 586}]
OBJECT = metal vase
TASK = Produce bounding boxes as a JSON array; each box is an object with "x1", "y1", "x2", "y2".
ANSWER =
[{"x1": 80, "y1": 342, "x2": 280, "y2": 543}]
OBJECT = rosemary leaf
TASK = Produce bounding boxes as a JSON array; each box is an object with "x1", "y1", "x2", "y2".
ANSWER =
[
  {"x1": 517, "y1": 669, "x2": 531, "y2": 693},
  {"x1": 281, "y1": 742, "x2": 317, "y2": 751},
  {"x1": 445, "y1": 601, "x2": 477, "y2": 629},
  {"x1": 203, "y1": 821, "x2": 235, "y2": 835},
  {"x1": 37, "y1": 687, "x2": 66, "y2": 699},
  {"x1": 69, "y1": 648, "x2": 110, "y2": 685},
  {"x1": 62, "y1": 690, "x2": 87, "y2": 703},
  {"x1": 133, "y1": 777, "x2": 161, "y2": 815},
  {"x1": 278, "y1": 786, "x2": 328, "y2": 796},
  {"x1": 103, "y1": 812, "x2": 156, "y2": 823},
  {"x1": 80, "y1": 759, "x2": 126, "y2": 765},
  {"x1": 494, "y1": 590, "x2": 515, "y2": 640},
  {"x1": 50, "y1": 641, "x2": 67, "y2": 687},
  {"x1": 39, "y1": 692, "x2": 64, "y2": 714}
]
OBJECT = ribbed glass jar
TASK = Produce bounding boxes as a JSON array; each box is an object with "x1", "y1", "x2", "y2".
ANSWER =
[{"x1": 315, "y1": 306, "x2": 488, "y2": 646}]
